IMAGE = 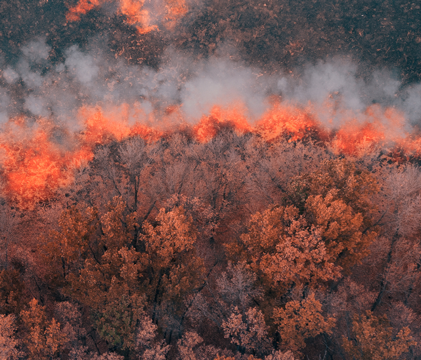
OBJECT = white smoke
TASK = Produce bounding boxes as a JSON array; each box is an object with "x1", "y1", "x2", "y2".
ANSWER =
[
  {"x1": 275, "y1": 58, "x2": 419, "y2": 129},
  {"x1": 180, "y1": 57, "x2": 271, "y2": 120},
  {"x1": 65, "y1": 46, "x2": 100, "y2": 85},
  {"x1": 21, "y1": 38, "x2": 51, "y2": 64},
  {"x1": 399, "y1": 84, "x2": 421, "y2": 125},
  {"x1": 1, "y1": 37, "x2": 421, "y2": 135},
  {"x1": 0, "y1": 88, "x2": 10, "y2": 124},
  {"x1": 280, "y1": 59, "x2": 366, "y2": 111},
  {"x1": 3, "y1": 67, "x2": 19, "y2": 85}
]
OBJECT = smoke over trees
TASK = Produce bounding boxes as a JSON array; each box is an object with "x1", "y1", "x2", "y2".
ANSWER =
[{"x1": 1, "y1": 0, "x2": 421, "y2": 358}]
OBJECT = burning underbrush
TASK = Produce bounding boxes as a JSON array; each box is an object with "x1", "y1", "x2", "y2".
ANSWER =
[{"x1": 0, "y1": 99, "x2": 420, "y2": 209}]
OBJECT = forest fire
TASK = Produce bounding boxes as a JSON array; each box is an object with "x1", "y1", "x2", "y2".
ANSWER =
[
  {"x1": 0, "y1": 99, "x2": 417, "y2": 207},
  {"x1": 2, "y1": 0, "x2": 421, "y2": 359}
]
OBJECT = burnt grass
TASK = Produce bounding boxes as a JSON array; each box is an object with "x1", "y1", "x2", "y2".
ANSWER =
[{"x1": 0, "y1": 0, "x2": 420, "y2": 84}]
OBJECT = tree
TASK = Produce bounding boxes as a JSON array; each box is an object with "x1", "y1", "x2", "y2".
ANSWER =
[
  {"x1": 177, "y1": 331, "x2": 225, "y2": 360},
  {"x1": 342, "y1": 311, "x2": 416, "y2": 360},
  {"x1": 273, "y1": 293, "x2": 335, "y2": 356},
  {"x1": 0, "y1": 203, "x2": 18, "y2": 270},
  {"x1": 364, "y1": 165, "x2": 421, "y2": 311},
  {"x1": 288, "y1": 158, "x2": 379, "y2": 224},
  {"x1": 139, "y1": 206, "x2": 205, "y2": 336},
  {"x1": 243, "y1": 139, "x2": 331, "y2": 212},
  {"x1": 265, "y1": 350, "x2": 296, "y2": 360},
  {"x1": 117, "y1": 137, "x2": 152, "y2": 212},
  {"x1": 304, "y1": 190, "x2": 377, "y2": 270},
  {"x1": 94, "y1": 291, "x2": 145, "y2": 351},
  {"x1": 68, "y1": 244, "x2": 146, "y2": 351},
  {"x1": 0, "y1": 314, "x2": 21, "y2": 360},
  {"x1": 62, "y1": 200, "x2": 205, "y2": 351},
  {"x1": 54, "y1": 301, "x2": 88, "y2": 357},
  {"x1": 6, "y1": 131, "x2": 421, "y2": 360},
  {"x1": 227, "y1": 159, "x2": 378, "y2": 296},
  {"x1": 375, "y1": 164, "x2": 421, "y2": 240},
  {"x1": 38, "y1": 204, "x2": 101, "y2": 287},
  {"x1": 227, "y1": 200, "x2": 374, "y2": 297},
  {"x1": 222, "y1": 306, "x2": 271, "y2": 356},
  {"x1": 216, "y1": 262, "x2": 263, "y2": 312},
  {"x1": 234, "y1": 204, "x2": 340, "y2": 292},
  {"x1": 0, "y1": 269, "x2": 25, "y2": 315},
  {"x1": 187, "y1": 261, "x2": 263, "y2": 336},
  {"x1": 135, "y1": 314, "x2": 170, "y2": 360},
  {"x1": 20, "y1": 298, "x2": 68, "y2": 360}
]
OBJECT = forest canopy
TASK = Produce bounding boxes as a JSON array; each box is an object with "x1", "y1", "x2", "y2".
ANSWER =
[{"x1": 0, "y1": 130, "x2": 420, "y2": 360}]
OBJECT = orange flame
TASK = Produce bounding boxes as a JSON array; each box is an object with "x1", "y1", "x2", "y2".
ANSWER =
[
  {"x1": 66, "y1": 0, "x2": 189, "y2": 34},
  {"x1": 330, "y1": 105, "x2": 407, "y2": 155},
  {"x1": 256, "y1": 101, "x2": 328, "y2": 143},
  {"x1": 118, "y1": 0, "x2": 158, "y2": 34},
  {"x1": 0, "y1": 118, "x2": 91, "y2": 206},
  {"x1": 2, "y1": 99, "x2": 421, "y2": 208},
  {"x1": 66, "y1": 0, "x2": 104, "y2": 22},
  {"x1": 78, "y1": 104, "x2": 165, "y2": 143},
  {"x1": 193, "y1": 104, "x2": 252, "y2": 143}
]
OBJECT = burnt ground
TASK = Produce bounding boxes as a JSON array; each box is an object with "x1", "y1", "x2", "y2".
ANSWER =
[{"x1": 0, "y1": 0, "x2": 421, "y2": 83}]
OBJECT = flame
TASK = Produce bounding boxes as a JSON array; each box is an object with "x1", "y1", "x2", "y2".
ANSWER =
[
  {"x1": 330, "y1": 105, "x2": 407, "y2": 155},
  {"x1": 0, "y1": 118, "x2": 91, "y2": 206},
  {"x1": 1, "y1": 98, "x2": 421, "y2": 208},
  {"x1": 163, "y1": 0, "x2": 188, "y2": 30},
  {"x1": 0, "y1": 104, "x2": 162, "y2": 208},
  {"x1": 118, "y1": 0, "x2": 159, "y2": 34},
  {"x1": 66, "y1": 0, "x2": 189, "y2": 33},
  {"x1": 193, "y1": 104, "x2": 252, "y2": 143},
  {"x1": 256, "y1": 101, "x2": 328, "y2": 143},
  {"x1": 66, "y1": 0, "x2": 104, "y2": 22}
]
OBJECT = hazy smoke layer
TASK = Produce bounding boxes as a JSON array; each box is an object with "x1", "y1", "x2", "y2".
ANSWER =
[
  {"x1": 1, "y1": 36, "x2": 421, "y2": 135},
  {"x1": 0, "y1": 0, "x2": 420, "y2": 139}
]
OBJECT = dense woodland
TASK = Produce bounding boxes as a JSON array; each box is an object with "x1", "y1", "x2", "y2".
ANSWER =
[
  {"x1": 1, "y1": 0, "x2": 421, "y2": 358},
  {"x1": 0, "y1": 130, "x2": 420, "y2": 359}
]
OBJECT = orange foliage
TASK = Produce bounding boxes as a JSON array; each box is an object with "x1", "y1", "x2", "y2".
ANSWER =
[
  {"x1": 342, "y1": 311, "x2": 416, "y2": 360},
  {"x1": 20, "y1": 299, "x2": 67, "y2": 359},
  {"x1": 231, "y1": 205, "x2": 343, "y2": 292},
  {"x1": 289, "y1": 158, "x2": 379, "y2": 227},
  {"x1": 226, "y1": 160, "x2": 378, "y2": 293},
  {"x1": 43, "y1": 199, "x2": 205, "y2": 346},
  {"x1": 222, "y1": 306, "x2": 271, "y2": 355},
  {"x1": 273, "y1": 293, "x2": 335, "y2": 356},
  {"x1": 223, "y1": 158, "x2": 379, "y2": 328},
  {"x1": 0, "y1": 314, "x2": 21, "y2": 360}
]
